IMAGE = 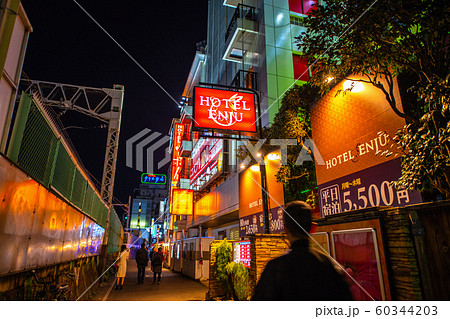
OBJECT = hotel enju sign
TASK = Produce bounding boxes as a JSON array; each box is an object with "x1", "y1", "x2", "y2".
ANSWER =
[{"x1": 193, "y1": 87, "x2": 257, "y2": 133}]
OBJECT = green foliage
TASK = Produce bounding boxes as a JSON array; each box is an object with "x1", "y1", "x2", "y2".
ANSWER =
[
  {"x1": 214, "y1": 239, "x2": 232, "y2": 297},
  {"x1": 393, "y1": 82, "x2": 450, "y2": 197},
  {"x1": 296, "y1": 0, "x2": 450, "y2": 198},
  {"x1": 271, "y1": 83, "x2": 320, "y2": 204},
  {"x1": 226, "y1": 262, "x2": 250, "y2": 301},
  {"x1": 237, "y1": 83, "x2": 320, "y2": 204}
]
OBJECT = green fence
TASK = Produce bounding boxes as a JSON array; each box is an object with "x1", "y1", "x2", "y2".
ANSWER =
[{"x1": 7, "y1": 93, "x2": 122, "y2": 249}]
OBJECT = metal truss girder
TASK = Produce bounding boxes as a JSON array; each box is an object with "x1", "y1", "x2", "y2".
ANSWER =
[
  {"x1": 20, "y1": 79, "x2": 124, "y2": 213},
  {"x1": 21, "y1": 79, "x2": 121, "y2": 122}
]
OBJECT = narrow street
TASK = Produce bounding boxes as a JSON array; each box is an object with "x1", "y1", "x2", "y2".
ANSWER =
[{"x1": 104, "y1": 261, "x2": 208, "y2": 301}]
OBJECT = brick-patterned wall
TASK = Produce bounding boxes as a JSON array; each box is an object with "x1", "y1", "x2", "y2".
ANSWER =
[
  {"x1": 249, "y1": 234, "x2": 289, "y2": 293},
  {"x1": 382, "y1": 208, "x2": 422, "y2": 300},
  {"x1": 208, "y1": 236, "x2": 289, "y2": 299},
  {"x1": 208, "y1": 240, "x2": 230, "y2": 299}
]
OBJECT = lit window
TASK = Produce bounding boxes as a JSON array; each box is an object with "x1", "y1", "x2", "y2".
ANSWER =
[
  {"x1": 289, "y1": 0, "x2": 318, "y2": 15},
  {"x1": 290, "y1": 15, "x2": 305, "y2": 26},
  {"x1": 293, "y1": 54, "x2": 310, "y2": 81}
]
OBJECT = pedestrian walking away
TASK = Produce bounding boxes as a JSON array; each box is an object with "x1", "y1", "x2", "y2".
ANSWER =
[
  {"x1": 252, "y1": 201, "x2": 353, "y2": 301},
  {"x1": 115, "y1": 245, "x2": 129, "y2": 290},
  {"x1": 151, "y1": 247, "x2": 164, "y2": 284},
  {"x1": 135, "y1": 242, "x2": 149, "y2": 284}
]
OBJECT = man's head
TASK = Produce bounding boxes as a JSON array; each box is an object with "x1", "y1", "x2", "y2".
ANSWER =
[
  {"x1": 283, "y1": 201, "x2": 313, "y2": 240},
  {"x1": 141, "y1": 242, "x2": 146, "y2": 248},
  {"x1": 158, "y1": 247, "x2": 162, "y2": 252}
]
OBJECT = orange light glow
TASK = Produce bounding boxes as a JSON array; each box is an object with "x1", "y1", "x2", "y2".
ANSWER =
[
  {"x1": 171, "y1": 189, "x2": 193, "y2": 215},
  {"x1": 343, "y1": 80, "x2": 364, "y2": 92},
  {"x1": 267, "y1": 153, "x2": 281, "y2": 161}
]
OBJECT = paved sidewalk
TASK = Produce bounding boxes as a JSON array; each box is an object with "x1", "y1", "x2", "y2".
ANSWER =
[{"x1": 103, "y1": 261, "x2": 208, "y2": 301}]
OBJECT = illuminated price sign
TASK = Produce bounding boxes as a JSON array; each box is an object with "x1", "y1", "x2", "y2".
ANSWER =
[
  {"x1": 141, "y1": 173, "x2": 167, "y2": 184},
  {"x1": 232, "y1": 240, "x2": 251, "y2": 268},
  {"x1": 318, "y1": 159, "x2": 422, "y2": 217}
]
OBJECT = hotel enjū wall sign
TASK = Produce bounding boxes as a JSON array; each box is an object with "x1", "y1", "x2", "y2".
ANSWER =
[{"x1": 311, "y1": 76, "x2": 422, "y2": 217}]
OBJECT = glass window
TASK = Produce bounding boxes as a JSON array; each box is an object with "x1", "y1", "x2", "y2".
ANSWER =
[
  {"x1": 292, "y1": 54, "x2": 310, "y2": 81},
  {"x1": 289, "y1": 0, "x2": 317, "y2": 15}
]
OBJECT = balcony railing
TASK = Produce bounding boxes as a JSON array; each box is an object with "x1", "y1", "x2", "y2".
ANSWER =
[
  {"x1": 225, "y1": 4, "x2": 257, "y2": 42},
  {"x1": 231, "y1": 70, "x2": 258, "y2": 90}
]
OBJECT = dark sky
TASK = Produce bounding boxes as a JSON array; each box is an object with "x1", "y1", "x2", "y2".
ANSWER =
[{"x1": 20, "y1": 1, "x2": 208, "y2": 210}]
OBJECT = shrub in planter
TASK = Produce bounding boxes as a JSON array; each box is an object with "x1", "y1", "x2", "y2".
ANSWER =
[
  {"x1": 226, "y1": 262, "x2": 250, "y2": 301},
  {"x1": 215, "y1": 239, "x2": 232, "y2": 298}
]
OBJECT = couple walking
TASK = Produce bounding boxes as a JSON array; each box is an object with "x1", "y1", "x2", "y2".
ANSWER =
[{"x1": 136, "y1": 243, "x2": 164, "y2": 284}]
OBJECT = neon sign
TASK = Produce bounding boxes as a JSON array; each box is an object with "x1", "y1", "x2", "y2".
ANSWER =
[
  {"x1": 193, "y1": 87, "x2": 257, "y2": 132},
  {"x1": 171, "y1": 189, "x2": 193, "y2": 215},
  {"x1": 171, "y1": 123, "x2": 184, "y2": 186},
  {"x1": 141, "y1": 173, "x2": 167, "y2": 184}
]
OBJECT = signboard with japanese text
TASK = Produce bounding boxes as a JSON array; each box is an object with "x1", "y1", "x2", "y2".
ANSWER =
[
  {"x1": 239, "y1": 212, "x2": 264, "y2": 237},
  {"x1": 193, "y1": 87, "x2": 257, "y2": 133},
  {"x1": 171, "y1": 123, "x2": 184, "y2": 187},
  {"x1": 269, "y1": 206, "x2": 285, "y2": 234},
  {"x1": 232, "y1": 241, "x2": 251, "y2": 268},
  {"x1": 171, "y1": 189, "x2": 193, "y2": 215},
  {"x1": 238, "y1": 151, "x2": 285, "y2": 237},
  {"x1": 318, "y1": 158, "x2": 422, "y2": 217},
  {"x1": 310, "y1": 76, "x2": 407, "y2": 186},
  {"x1": 141, "y1": 173, "x2": 167, "y2": 184},
  {"x1": 190, "y1": 138, "x2": 224, "y2": 191},
  {"x1": 238, "y1": 206, "x2": 285, "y2": 238},
  {"x1": 310, "y1": 76, "x2": 422, "y2": 215}
]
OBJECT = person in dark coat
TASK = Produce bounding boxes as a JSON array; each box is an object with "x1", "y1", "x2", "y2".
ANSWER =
[
  {"x1": 151, "y1": 246, "x2": 164, "y2": 284},
  {"x1": 135, "y1": 242, "x2": 149, "y2": 284},
  {"x1": 252, "y1": 201, "x2": 353, "y2": 301}
]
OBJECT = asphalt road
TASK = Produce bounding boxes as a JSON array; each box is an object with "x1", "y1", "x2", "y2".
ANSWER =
[{"x1": 105, "y1": 261, "x2": 208, "y2": 301}]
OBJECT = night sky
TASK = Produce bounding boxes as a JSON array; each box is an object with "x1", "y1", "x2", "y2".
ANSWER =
[{"x1": 20, "y1": 1, "x2": 208, "y2": 211}]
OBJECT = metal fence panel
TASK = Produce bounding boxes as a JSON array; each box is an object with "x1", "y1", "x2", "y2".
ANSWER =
[
  {"x1": 0, "y1": 158, "x2": 37, "y2": 274},
  {"x1": 26, "y1": 186, "x2": 66, "y2": 268},
  {"x1": 71, "y1": 170, "x2": 86, "y2": 210},
  {"x1": 61, "y1": 208, "x2": 83, "y2": 262},
  {"x1": 16, "y1": 103, "x2": 57, "y2": 186},
  {"x1": 51, "y1": 145, "x2": 75, "y2": 200}
]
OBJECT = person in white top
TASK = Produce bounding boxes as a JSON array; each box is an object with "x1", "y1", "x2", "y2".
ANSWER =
[{"x1": 115, "y1": 245, "x2": 129, "y2": 290}]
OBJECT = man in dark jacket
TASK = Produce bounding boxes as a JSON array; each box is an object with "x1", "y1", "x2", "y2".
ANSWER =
[
  {"x1": 252, "y1": 201, "x2": 353, "y2": 301},
  {"x1": 151, "y1": 247, "x2": 164, "y2": 284},
  {"x1": 135, "y1": 242, "x2": 149, "y2": 284}
]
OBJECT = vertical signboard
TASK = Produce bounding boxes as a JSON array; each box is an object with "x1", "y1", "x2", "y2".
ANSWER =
[{"x1": 171, "y1": 123, "x2": 184, "y2": 187}]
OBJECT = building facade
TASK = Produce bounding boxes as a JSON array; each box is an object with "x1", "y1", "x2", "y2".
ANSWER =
[
  {"x1": 129, "y1": 183, "x2": 167, "y2": 244},
  {"x1": 165, "y1": 0, "x2": 315, "y2": 244},
  {"x1": 0, "y1": 1, "x2": 32, "y2": 152}
]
